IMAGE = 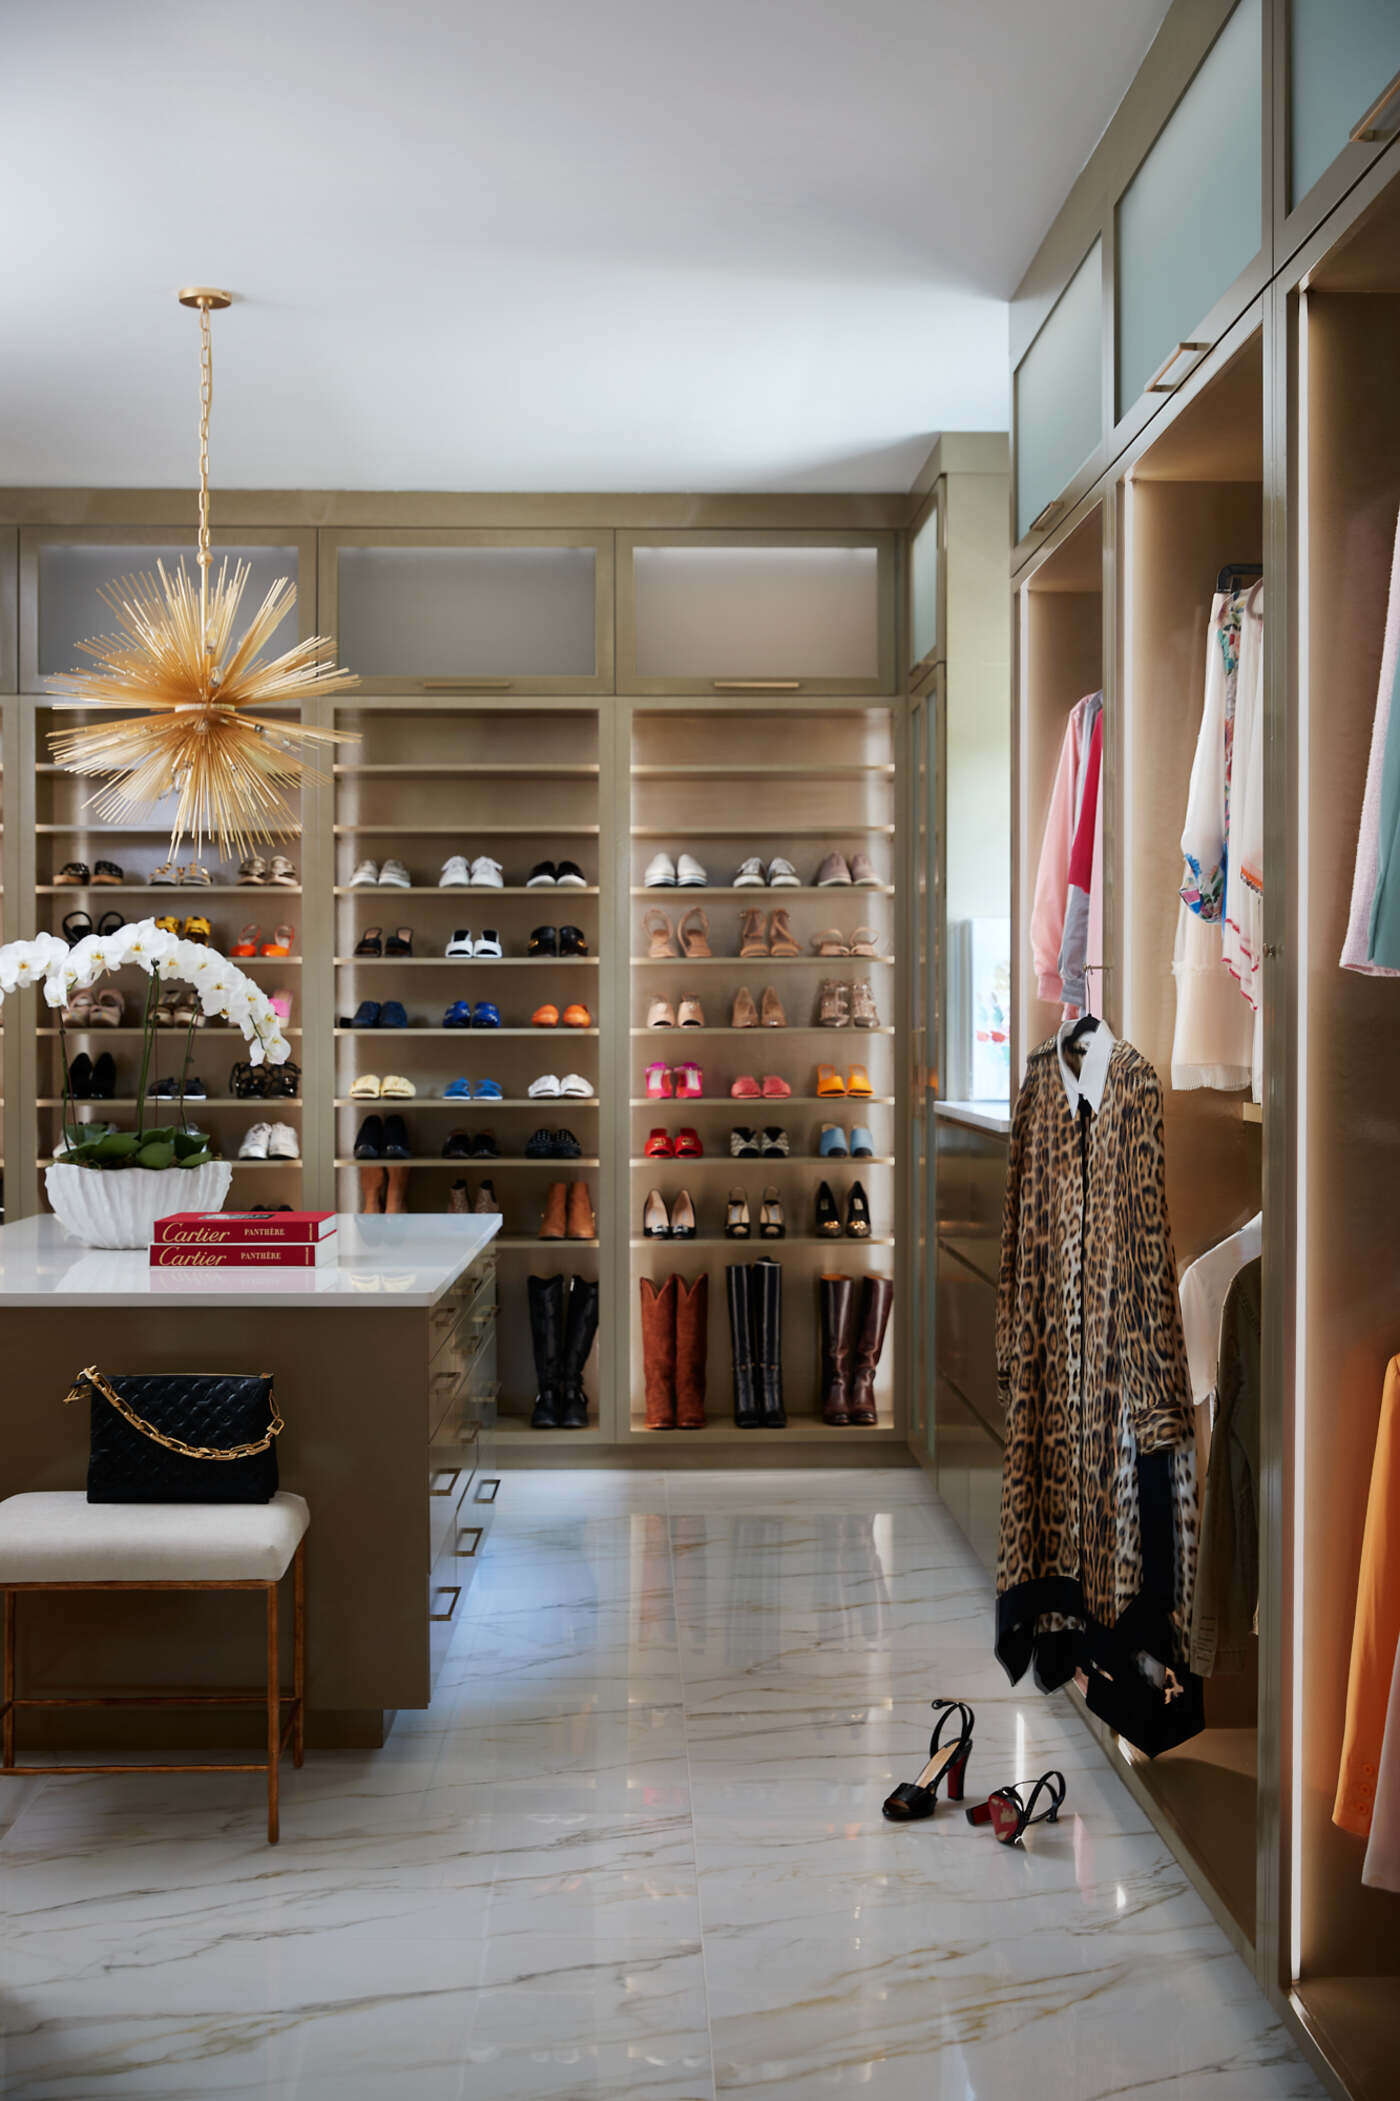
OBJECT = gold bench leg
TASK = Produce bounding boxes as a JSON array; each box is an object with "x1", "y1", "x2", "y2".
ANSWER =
[
  {"x1": 266, "y1": 1577, "x2": 279, "y2": 1844},
  {"x1": 292, "y1": 1539, "x2": 306, "y2": 1770}
]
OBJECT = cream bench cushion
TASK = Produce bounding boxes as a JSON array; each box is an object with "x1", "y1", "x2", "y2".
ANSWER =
[{"x1": 0, "y1": 1492, "x2": 309, "y2": 1585}]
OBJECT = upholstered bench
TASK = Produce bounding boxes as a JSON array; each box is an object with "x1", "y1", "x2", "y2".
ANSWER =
[{"x1": 0, "y1": 1490, "x2": 308, "y2": 1842}]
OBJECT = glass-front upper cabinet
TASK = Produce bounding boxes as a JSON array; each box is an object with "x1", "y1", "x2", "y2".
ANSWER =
[
  {"x1": 19, "y1": 527, "x2": 316, "y2": 691},
  {"x1": 0, "y1": 530, "x2": 16, "y2": 693},
  {"x1": 1013, "y1": 239, "x2": 1104, "y2": 554},
  {"x1": 617, "y1": 530, "x2": 896, "y2": 695},
  {"x1": 1115, "y1": 0, "x2": 1264, "y2": 432},
  {"x1": 1285, "y1": 0, "x2": 1400, "y2": 252},
  {"x1": 908, "y1": 497, "x2": 942, "y2": 689},
  {"x1": 319, "y1": 529, "x2": 614, "y2": 695}
]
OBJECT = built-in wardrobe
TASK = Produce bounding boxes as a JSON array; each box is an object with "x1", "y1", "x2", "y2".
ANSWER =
[{"x1": 1002, "y1": 4, "x2": 1400, "y2": 2095}]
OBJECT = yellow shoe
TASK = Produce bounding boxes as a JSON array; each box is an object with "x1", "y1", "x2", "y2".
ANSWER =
[
  {"x1": 847, "y1": 1064, "x2": 873, "y2": 1098},
  {"x1": 817, "y1": 1064, "x2": 845, "y2": 1097}
]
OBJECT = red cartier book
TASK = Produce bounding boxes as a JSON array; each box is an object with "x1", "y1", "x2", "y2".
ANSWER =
[
  {"x1": 149, "y1": 1243, "x2": 333, "y2": 1269},
  {"x1": 152, "y1": 1210, "x2": 336, "y2": 1247}
]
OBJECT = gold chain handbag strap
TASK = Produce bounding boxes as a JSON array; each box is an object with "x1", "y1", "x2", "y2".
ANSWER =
[{"x1": 62, "y1": 1365, "x2": 284, "y2": 1462}]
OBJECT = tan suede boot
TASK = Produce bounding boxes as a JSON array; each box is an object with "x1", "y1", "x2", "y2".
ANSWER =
[
  {"x1": 384, "y1": 1164, "x2": 410, "y2": 1214},
  {"x1": 539, "y1": 1181, "x2": 568, "y2": 1239},
  {"x1": 674, "y1": 1273, "x2": 709, "y2": 1428},
  {"x1": 359, "y1": 1164, "x2": 387, "y2": 1213},
  {"x1": 640, "y1": 1275, "x2": 678, "y2": 1429},
  {"x1": 566, "y1": 1181, "x2": 597, "y2": 1240}
]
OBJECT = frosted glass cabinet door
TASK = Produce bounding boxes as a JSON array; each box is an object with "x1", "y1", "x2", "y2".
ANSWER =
[
  {"x1": 1115, "y1": 0, "x2": 1263, "y2": 421},
  {"x1": 909, "y1": 501, "x2": 941, "y2": 682},
  {"x1": 1289, "y1": 0, "x2": 1400, "y2": 222},
  {"x1": 1014, "y1": 239, "x2": 1103, "y2": 545},
  {"x1": 618, "y1": 531, "x2": 896, "y2": 695},
  {"x1": 321, "y1": 531, "x2": 613, "y2": 695},
  {"x1": 21, "y1": 530, "x2": 315, "y2": 690}
]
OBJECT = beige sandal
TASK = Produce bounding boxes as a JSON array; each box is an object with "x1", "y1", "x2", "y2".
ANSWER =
[
  {"x1": 760, "y1": 985, "x2": 787, "y2": 1027},
  {"x1": 679, "y1": 906, "x2": 712, "y2": 959},
  {"x1": 849, "y1": 927, "x2": 881, "y2": 958},
  {"x1": 732, "y1": 986, "x2": 759, "y2": 1029},
  {"x1": 644, "y1": 908, "x2": 678, "y2": 960},
  {"x1": 818, "y1": 979, "x2": 850, "y2": 1028},
  {"x1": 739, "y1": 907, "x2": 770, "y2": 959},
  {"x1": 677, "y1": 994, "x2": 706, "y2": 1027},
  {"x1": 647, "y1": 995, "x2": 678, "y2": 1027},
  {"x1": 811, "y1": 928, "x2": 850, "y2": 956},
  {"x1": 767, "y1": 909, "x2": 800, "y2": 958},
  {"x1": 851, "y1": 978, "x2": 880, "y2": 1028}
]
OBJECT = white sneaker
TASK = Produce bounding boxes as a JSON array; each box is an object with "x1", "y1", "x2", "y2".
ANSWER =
[
  {"x1": 445, "y1": 929, "x2": 475, "y2": 957},
  {"x1": 349, "y1": 858, "x2": 380, "y2": 888},
  {"x1": 677, "y1": 852, "x2": 709, "y2": 887},
  {"x1": 528, "y1": 1073, "x2": 561, "y2": 1098},
  {"x1": 473, "y1": 929, "x2": 503, "y2": 958},
  {"x1": 733, "y1": 855, "x2": 766, "y2": 888},
  {"x1": 239, "y1": 1121, "x2": 272, "y2": 1160},
  {"x1": 379, "y1": 858, "x2": 412, "y2": 889},
  {"x1": 766, "y1": 857, "x2": 800, "y2": 887},
  {"x1": 440, "y1": 856, "x2": 471, "y2": 888},
  {"x1": 470, "y1": 856, "x2": 504, "y2": 887},
  {"x1": 644, "y1": 852, "x2": 678, "y2": 887},
  {"x1": 559, "y1": 1073, "x2": 592, "y2": 1098},
  {"x1": 267, "y1": 1122, "x2": 300, "y2": 1160}
]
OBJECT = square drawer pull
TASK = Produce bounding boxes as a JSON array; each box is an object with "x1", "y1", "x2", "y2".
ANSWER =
[
  {"x1": 456, "y1": 1525, "x2": 484, "y2": 1558},
  {"x1": 430, "y1": 1467, "x2": 462, "y2": 1498},
  {"x1": 474, "y1": 1477, "x2": 500, "y2": 1504},
  {"x1": 429, "y1": 1584, "x2": 462, "y2": 1623},
  {"x1": 1351, "y1": 66, "x2": 1400, "y2": 143},
  {"x1": 1145, "y1": 341, "x2": 1209, "y2": 393}
]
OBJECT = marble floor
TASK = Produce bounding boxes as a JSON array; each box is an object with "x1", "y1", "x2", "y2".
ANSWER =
[{"x1": 0, "y1": 1468, "x2": 1324, "y2": 2100}]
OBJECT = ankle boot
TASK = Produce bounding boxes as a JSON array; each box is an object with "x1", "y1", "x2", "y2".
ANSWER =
[
  {"x1": 819, "y1": 1273, "x2": 858, "y2": 1425},
  {"x1": 560, "y1": 1276, "x2": 600, "y2": 1428},
  {"x1": 358, "y1": 1163, "x2": 387, "y2": 1213},
  {"x1": 726, "y1": 1263, "x2": 760, "y2": 1427},
  {"x1": 675, "y1": 1272, "x2": 709, "y2": 1429},
  {"x1": 528, "y1": 1273, "x2": 567, "y2": 1428},
  {"x1": 384, "y1": 1163, "x2": 410, "y2": 1215},
  {"x1": 752, "y1": 1258, "x2": 786, "y2": 1428},
  {"x1": 566, "y1": 1180, "x2": 596, "y2": 1241},
  {"x1": 849, "y1": 1275, "x2": 893, "y2": 1424},
  {"x1": 539, "y1": 1181, "x2": 567, "y2": 1239},
  {"x1": 640, "y1": 1275, "x2": 678, "y2": 1430}
]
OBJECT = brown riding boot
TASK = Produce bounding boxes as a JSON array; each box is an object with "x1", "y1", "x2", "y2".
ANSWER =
[
  {"x1": 384, "y1": 1165, "x2": 410, "y2": 1214},
  {"x1": 849, "y1": 1275, "x2": 893, "y2": 1424},
  {"x1": 675, "y1": 1273, "x2": 709, "y2": 1428},
  {"x1": 566, "y1": 1180, "x2": 596, "y2": 1240},
  {"x1": 819, "y1": 1273, "x2": 858, "y2": 1425},
  {"x1": 358, "y1": 1164, "x2": 387, "y2": 1213},
  {"x1": 640, "y1": 1275, "x2": 678, "y2": 1429},
  {"x1": 539, "y1": 1181, "x2": 568, "y2": 1239}
]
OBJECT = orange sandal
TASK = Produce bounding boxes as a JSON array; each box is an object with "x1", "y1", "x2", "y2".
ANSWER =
[
  {"x1": 817, "y1": 1064, "x2": 846, "y2": 1097},
  {"x1": 261, "y1": 922, "x2": 295, "y2": 957},
  {"x1": 532, "y1": 1002, "x2": 560, "y2": 1027},
  {"x1": 562, "y1": 1003, "x2": 593, "y2": 1028},
  {"x1": 847, "y1": 1064, "x2": 873, "y2": 1098},
  {"x1": 231, "y1": 923, "x2": 261, "y2": 956}
]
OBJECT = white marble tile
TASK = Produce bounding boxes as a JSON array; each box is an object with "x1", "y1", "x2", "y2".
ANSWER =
[{"x1": 0, "y1": 1467, "x2": 1324, "y2": 2101}]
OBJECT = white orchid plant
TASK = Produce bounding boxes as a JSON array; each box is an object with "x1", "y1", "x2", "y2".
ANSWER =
[{"x1": 0, "y1": 919, "x2": 290, "y2": 1171}]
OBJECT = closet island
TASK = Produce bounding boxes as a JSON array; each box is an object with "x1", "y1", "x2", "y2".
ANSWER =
[{"x1": 0, "y1": 1212, "x2": 500, "y2": 1748}]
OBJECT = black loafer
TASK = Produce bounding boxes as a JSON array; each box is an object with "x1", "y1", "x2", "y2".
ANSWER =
[
  {"x1": 353, "y1": 1114, "x2": 384, "y2": 1159},
  {"x1": 382, "y1": 1114, "x2": 412, "y2": 1159},
  {"x1": 470, "y1": 1132, "x2": 499, "y2": 1158},
  {"x1": 524, "y1": 1127, "x2": 556, "y2": 1159},
  {"x1": 559, "y1": 925, "x2": 588, "y2": 957},
  {"x1": 529, "y1": 925, "x2": 559, "y2": 956},
  {"x1": 350, "y1": 1000, "x2": 382, "y2": 1028},
  {"x1": 442, "y1": 1129, "x2": 474, "y2": 1160},
  {"x1": 552, "y1": 1128, "x2": 582, "y2": 1159}
]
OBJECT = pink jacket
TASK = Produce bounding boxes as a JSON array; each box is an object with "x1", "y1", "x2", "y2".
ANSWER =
[{"x1": 1030, "y1": 694, "x2": 1103, "y2": 1012}]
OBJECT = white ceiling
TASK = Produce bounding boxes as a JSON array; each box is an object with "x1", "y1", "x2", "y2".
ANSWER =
[{"x1": 1, "y1": 0, "x2": 1168, "y2": 493}]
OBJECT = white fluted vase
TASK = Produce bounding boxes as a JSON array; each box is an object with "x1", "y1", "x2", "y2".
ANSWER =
[{"x1": 44, "y1": 1162, "x2": 233, "y2": 1250}]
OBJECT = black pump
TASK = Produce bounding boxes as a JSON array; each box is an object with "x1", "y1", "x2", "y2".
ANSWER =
[
  {"x1": 815, "y1": 1180, "x2": 842, "y2": 1236},
  {"x1": 528, "y1": 1273, "x2": 567, "y2": 1429}
]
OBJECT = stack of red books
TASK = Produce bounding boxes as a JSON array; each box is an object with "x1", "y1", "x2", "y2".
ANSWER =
[{"x1": 149, "y1": 1212, "x2": 338, "y2": 1268}]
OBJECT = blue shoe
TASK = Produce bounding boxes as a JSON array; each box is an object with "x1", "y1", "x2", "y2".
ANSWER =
[
  {"x1": 349, "y1": 1000, "x2": 381, "y2": 1028},
  {"x1": 850, "y1": 1125, "x2": 875, "y2": 1159},
  {"x1": 443, "y1": 1000, "x2": 472, "y2": 1028},
  {"x1": 473, "y1": 1078, "x2": 504, "y2": 1101},
  {"x1": 819, "y1": 1122, "x2": 849, "y2": 1158},
  {"x1": 379, "y1": 1000, "x2": 408, "y2": 1029},
  {"x1": 443, "y1": 1076, "x2": 473, "y2": 1099},
  {"x1": 472, "y1": 1001, "x2": 501, "y2": 1029}
]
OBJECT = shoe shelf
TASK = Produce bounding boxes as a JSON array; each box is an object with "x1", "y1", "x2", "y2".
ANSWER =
[
  {"x1": 39, "y1": 1026, "x2": 304, "y2": 1038},
  {"x1": 491, "y1": 1236, "x2": 600, "y2": 1250},
  {"x1": 335, "y1": 1096, "x2": 601, "y2": 1109},
  {"x1": 40, "y1": 1098, "x2": 302, "y2": 1110},
  {"x1": 627, "y1": 705, "x2": 900, "y2": 1442},
  {"x1": 38, "y1": 884, "x2": 304, "y2": 897},
  {"x1": 334, "y1": 824, "x2": 600, "y2": 836},
  {"x1": 336, "y1": 885, "x2": 599, "y2": 896},
  {"x1": 334, "y1": 1025, "x2": 599, "y2": 1037},
  {"x1": 335, "y1": 956, "x2": 597, "y2": 967},
  {"x1": 335, "y1": 1157, "x2": 601, "y2": 1169},
  {"x1": 334, "y1": 763, "x2": 601, "y2": 777}
]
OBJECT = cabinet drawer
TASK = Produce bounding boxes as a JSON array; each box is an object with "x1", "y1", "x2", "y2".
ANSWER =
[
  {"x1": 319, "y1": 529, "x2": 614, "y2": 695},
  {"x1": 935, "y1": 1250, "x2": 1000, "y2": 1432},
  {"x1": 617, "y1": 530, "x2": 896, "y2": 695},
  {"x1": 934, "y1": 1373, "x2": 1004, "y2": 1576}
]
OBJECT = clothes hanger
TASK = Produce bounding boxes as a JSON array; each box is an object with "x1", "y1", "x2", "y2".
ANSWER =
[
  {"x1": 1216, "y1": 562, "x2": 1263, "y2": 593},
  {"x1": 1063, "y1": 965, "x2": 1101, "y2": 1054}
]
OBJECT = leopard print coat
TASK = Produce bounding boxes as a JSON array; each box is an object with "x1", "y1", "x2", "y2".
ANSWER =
[{"x1": 995, "y1": 1034, "x2": 1199, "y2": 1735}]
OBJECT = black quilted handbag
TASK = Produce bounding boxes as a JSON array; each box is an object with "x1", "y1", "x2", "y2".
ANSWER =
[{"x1": 64, "y1": 1365, "x2": 283, "y2": 1504}]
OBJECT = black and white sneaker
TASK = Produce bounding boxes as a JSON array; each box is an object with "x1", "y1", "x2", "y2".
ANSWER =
[
  {"x1": 555, "y1": 860, "x2": 587, "y2": 887},
  {"x1": 527, "y1": 861, "x2": 558, "y2": 887}
]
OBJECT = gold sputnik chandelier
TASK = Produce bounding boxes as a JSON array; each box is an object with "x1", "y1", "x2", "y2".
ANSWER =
[{"x1": 48, "y1": 287, "x2": 359, "y2": 859}]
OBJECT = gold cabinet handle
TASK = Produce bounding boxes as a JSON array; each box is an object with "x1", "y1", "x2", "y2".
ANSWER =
[
  {"x1": 710, "y1": 679, "x2": 803, "y2": 691},
  {"x1": 1145, "y1": 342, "x2": 1210, "y2": 393},
  {"x1": 420, "y1": 677, "x2": 515, "y2": 690},
  {"x1": 456, "y1": 1525, "x2": 484, "y2": 1558},
  {"x1": 429, "y1": 1584, "x2": 462, "y2": 1623},
  {"x1": 430, "y1": 1467, "x2": 462, "y2": 1498},
  {"x1": 474, "y1": 1476, "x2": 500, "y2": 1504},
  {"x1": 1027, "y1": 498, "x2": 1065, "y2": 535},
  {"x1": 1350, "y1": 66, "x2": 1400, "y2": 142}
]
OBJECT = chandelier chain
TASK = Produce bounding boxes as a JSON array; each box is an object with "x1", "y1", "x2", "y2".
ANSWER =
[{"x1": 197, "y1": 301, "x2": 213, "y2": 649}]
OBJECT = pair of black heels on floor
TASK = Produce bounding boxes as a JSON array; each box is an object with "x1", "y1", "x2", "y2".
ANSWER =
[{"x1": 881, "y1": 1699, "x2": 1067, "y2": 1847}]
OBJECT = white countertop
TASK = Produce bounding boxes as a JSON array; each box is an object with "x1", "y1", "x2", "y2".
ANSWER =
[
  {"x1": 0, "y1": 1214, "x2": 501, "y2": 1309},
  {"x1": 934, "y1": 1099, "x2": 1012, "y2": 1136}
]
